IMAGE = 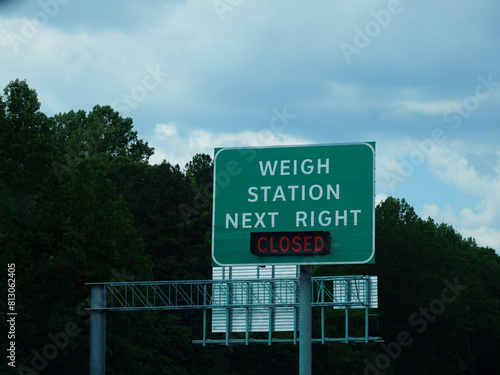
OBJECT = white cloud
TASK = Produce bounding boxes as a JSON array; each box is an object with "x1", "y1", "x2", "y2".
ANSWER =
[
  {"x1": 467, "y1": 226, "x2": 500, "y2": 252},
  {"x1": 149, "y1": 125, "x2": 313, "y2": 169},
  {"x1": 427, "y1": 145, "x2": 500, "y2": 197},
  {"x1": 422, "y1": 145, "x2": 500, "y2": 251},
  {"x1": 422, "y1": 203, "x2": 458, "y2": 224},
  {"x1": 374, "y1": 137, "x2": 426, "y2": 191},
  {"x1": 376, "y1": 137, "x2": 500, "y2": 252},
  {"x1": 156, "y1": 123, "x2": 177, "y2": 139},
  {"x1": 421, "y1": 203, "x2": 440, "y2": 220},
  {"x1": 375, "y1": 193, "x2": 388, "y2": 206},
  {"x1": 1, "y1": 0, "x2": 499, "y2": 255},
  {"x1": 422, "y1": 202, "x2": 500, "y2": 251},
  {"x1": 394, "y1": 100, "x2": 458, "y2": 115}
]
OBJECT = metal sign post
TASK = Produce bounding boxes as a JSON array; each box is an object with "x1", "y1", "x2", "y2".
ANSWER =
[
  {"x1": 299, "y1": 265, "x2": 312, "y2": 375},
  {"x1": 90, "y1": 285, "x2": 106, "y2": 375}
]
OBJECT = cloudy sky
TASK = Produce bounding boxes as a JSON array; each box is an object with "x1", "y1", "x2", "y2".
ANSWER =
[{"x1": 1, "y1": 0, "x2": 499, "y2": 252}]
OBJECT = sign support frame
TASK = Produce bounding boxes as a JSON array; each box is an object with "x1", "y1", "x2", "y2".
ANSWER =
[
  {"x1": 86, "y1": 276, "x2": 381, "y2": 373},
  {"x1": 299, "y1": 265, "x2": 312, "y2": 375},
  {"x1": 89, "y1": 285, "x2": 106, "y2": 375}
]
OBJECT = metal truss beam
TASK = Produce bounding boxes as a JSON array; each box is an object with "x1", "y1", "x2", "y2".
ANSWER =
[
  {"x1": 86, "y1": 275, "x2": 376, "y2": 312},
  {"x1": 87, "y1": 275, "x2": 381, "y2": 375},
  {"x1": 192, "y1": 336, "x2": 384, "y2": 345}
]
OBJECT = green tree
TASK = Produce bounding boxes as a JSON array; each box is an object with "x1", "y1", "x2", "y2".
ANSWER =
[
  {"x1": 52, "y1": 104, "x2": 154, "y2": 182},
  {"x1": 3, "y1": 79, "x2": 499, "y2": 374},
  {"x1": 0, "y1": 79, "x2": 57, "y2": 191},
  {"x1": 0, "y1": 80, "x2": 161, "y2": 374},
  {"x1": 365, "y1": 197, "x2": 500, "y2": 375}
]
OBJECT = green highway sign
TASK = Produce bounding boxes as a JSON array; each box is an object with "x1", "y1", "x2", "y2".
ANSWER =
[{"x1": 212, "y1": 143, "x2": 375, "y2": 266}]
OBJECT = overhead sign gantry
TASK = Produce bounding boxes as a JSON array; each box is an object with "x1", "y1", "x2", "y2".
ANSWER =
[{"x1": 87, "y1": 142, "x2": 379, "y2": 375}]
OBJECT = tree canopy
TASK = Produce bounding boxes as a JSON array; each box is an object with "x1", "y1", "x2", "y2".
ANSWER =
[{"x1": 0, "y1": 80, "x2": 499, "y2": 374}]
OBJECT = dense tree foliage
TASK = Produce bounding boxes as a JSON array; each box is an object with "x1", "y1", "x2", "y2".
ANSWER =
[{"x1": 1, "y1": 80, "x2": 499, "y2": 374}]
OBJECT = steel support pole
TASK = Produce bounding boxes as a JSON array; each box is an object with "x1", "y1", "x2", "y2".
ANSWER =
[
  {"x1": 365, "y1": 308, "x2": 369, "y2": 343},
  {"x1": 299, "y1": 265, "x2": 312, "y2": 375},
  {"x1": 90, "y1": 285, "x2": 107, "y2": 375},
  {"x1": 203, "y1": 310, "x2": 207, "y2": 347},
  {"x1": 345, "y1": 307, "x2": 349, "y2": 343},
  {"x1": 203, "y1": 285, "x2": 207, "y2": 347}
]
